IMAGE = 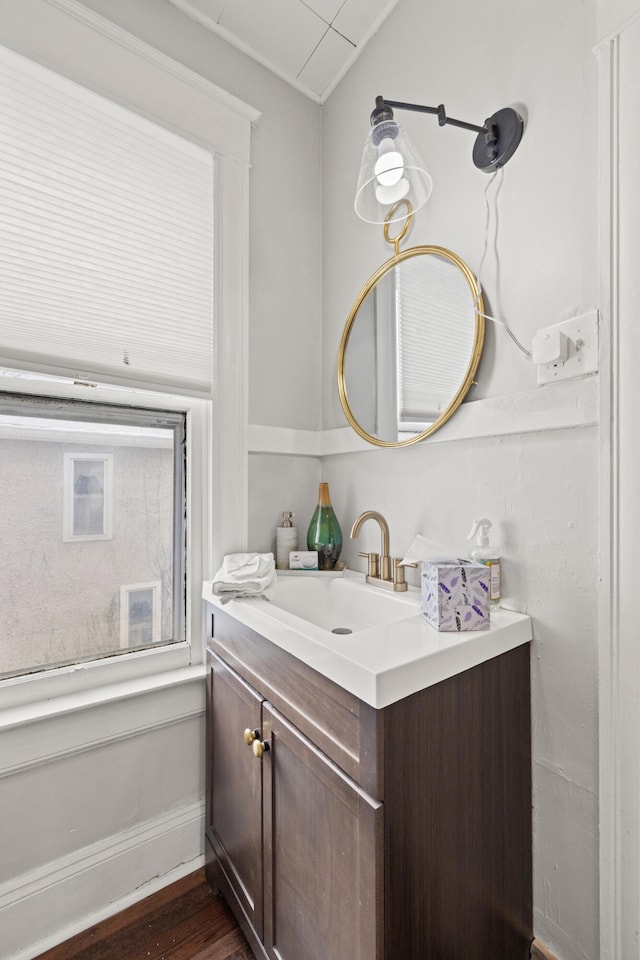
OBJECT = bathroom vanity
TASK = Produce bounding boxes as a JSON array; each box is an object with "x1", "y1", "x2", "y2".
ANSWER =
[{"x1": 202, "y1": 575, "x2": 533, "y2": 960}]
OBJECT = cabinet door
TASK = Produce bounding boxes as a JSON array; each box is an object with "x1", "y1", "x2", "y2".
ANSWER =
[
  {"x1": 262, "y1": 703, "x2": 383, "y2": 960},
  {"x1": 208, "y1": 651, "x2": 264, "y2": 938}
]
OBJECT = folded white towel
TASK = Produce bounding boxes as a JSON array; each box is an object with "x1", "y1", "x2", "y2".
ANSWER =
[{"x1": 212, "y1": 552, "x2": 277, "y2": 603}]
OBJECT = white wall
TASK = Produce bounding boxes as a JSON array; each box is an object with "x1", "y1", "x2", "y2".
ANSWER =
[
  {"x1": 322, "y1": 1, "x2": 600, "y2": 958},
  {"x1": 1, "y1": 1, "x2": 605, "y2": 959},
  {"x1": 0, "y1": 678, "x2": 206, "y2": 960}
]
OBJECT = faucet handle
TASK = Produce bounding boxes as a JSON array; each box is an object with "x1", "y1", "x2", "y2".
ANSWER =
[
  {"x1": 392, "y1": 558, "x2": 418, "y2": 588},
  {"x1": 392, "y1": 558, "x2": 406, "y2": 587},
  {"x1": 358, "y1": 551, "x2": 380, "y2": 579}
]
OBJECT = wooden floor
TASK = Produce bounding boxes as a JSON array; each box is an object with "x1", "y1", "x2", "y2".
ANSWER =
[{"x1": 34, "y1": 869, "x2": 255, "y2": 960}]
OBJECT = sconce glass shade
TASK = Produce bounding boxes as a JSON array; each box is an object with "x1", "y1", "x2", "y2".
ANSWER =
[{"x1": 354, "y1": 119, "x2": 433, "y2": 224}]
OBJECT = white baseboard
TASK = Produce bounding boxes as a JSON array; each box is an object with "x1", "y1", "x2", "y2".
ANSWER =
[{"x1": 2, "y1": 799, "x2": 205, "y2": 960}]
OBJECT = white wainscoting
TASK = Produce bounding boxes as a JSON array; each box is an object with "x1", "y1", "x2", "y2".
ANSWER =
[
  {"x1": 249, "y1": 376, "x2": 599, "y2": 456},
  {"x1": 2, "y1": 799, "x2": 205, "y2": 960},
  {"x1": 0, "y1": 673, "x2": 206, "y2": 960}
]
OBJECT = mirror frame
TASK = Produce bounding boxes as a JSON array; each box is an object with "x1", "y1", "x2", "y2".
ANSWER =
[{"x1": 337, "y1": 244, "x2": 485, "y2": 447}]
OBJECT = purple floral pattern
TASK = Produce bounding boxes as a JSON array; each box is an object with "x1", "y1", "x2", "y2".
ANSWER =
[{"x1": 421, "y1": 562, "x2": 490, "y2": 632}]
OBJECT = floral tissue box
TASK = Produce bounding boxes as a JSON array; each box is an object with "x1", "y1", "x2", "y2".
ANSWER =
[{"x1": 421, "y1": 561, "x2": 490, "y2": 632}]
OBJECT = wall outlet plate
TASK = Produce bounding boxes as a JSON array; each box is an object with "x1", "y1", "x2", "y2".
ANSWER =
[{"x1": 536, "y1": 310, "x2": 599, "y2": 385}]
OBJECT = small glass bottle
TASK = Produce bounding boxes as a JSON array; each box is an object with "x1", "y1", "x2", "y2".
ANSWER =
[
  {"x1": 276, "y1": 511, "x2": 297, "y2": 570},
  {"x1": 467, "y1": 518, "x2": 501, "y2": 608},
  {"x1": 307, "y1": 482, "x2": 342, "y2": 571}
]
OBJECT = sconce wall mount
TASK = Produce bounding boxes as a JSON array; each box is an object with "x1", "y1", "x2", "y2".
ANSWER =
[{"x1": 355, "y1": 95, "x2": 524, "y2": 224}]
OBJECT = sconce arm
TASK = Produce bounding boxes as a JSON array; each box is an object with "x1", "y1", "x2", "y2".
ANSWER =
[
  {"x1": 369, "y1": 94, "x2": 523, "y2": 172},
  {"x1": 382, "y1": 99, "x2": 486, "y2": 135}
]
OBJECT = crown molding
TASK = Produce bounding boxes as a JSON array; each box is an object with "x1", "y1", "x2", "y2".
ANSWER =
[{"x1": 0, "y1": 0, "x2": 260, "y2": 163}]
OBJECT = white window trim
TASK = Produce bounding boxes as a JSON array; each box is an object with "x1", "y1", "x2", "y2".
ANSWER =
[
  {"x1": 120, "y1": 581, "x2": 162, "y2": 648},
  {"x1": 0, "y1": 381, "x2": 210, "y2": 715},
  {"x1": 0, "y1": 0, "x2": 257, "y2": 721},
  {"x1": 63, "y1": 452, "x2": 114, "y2": 542}
]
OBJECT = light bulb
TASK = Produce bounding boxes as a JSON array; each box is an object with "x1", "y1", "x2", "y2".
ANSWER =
[
  {"x1": 375, "y1": 178, "x2": 410, "y2": 205},
  {"x1": 376, "y1": 136, "x2": 396, "y2": 155},
  {"x1": 374, "y1": 149, "x2": 404, "y2": 187}
]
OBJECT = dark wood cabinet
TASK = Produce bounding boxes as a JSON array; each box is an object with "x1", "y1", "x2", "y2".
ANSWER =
[
  {"x1": 207, "y1": 647, "x2": 382, "y2": 960},
  {"x1": 207, "y1": 654, "x2": 264, "y2": 939},
  {"x1": 262, "y1": 703, "x2": 383, "y2": 960},
  {"x1": 205, "y1": 602, "x2": 532, "y2": 960}
]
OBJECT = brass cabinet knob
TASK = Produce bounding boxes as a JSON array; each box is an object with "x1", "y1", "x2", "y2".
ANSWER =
[
  {"x1": 252, "y1": 738, "x2": 270, "y2": 759},
  {"x1": 243, "y1": 728, "x2": 259, "y2": 746}
]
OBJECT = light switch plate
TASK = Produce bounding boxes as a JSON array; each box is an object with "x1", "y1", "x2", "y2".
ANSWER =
[{"x1": 536, "y1": 310, "x2": 599, "y2": 385}]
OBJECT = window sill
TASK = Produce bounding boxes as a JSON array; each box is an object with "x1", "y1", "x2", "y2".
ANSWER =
[
  {"x1": 0, "y1": 654, "x2": 206, "y2": 733},
  {"x1": 0, "y1": 663, "x2": 207, "y2": 779}
]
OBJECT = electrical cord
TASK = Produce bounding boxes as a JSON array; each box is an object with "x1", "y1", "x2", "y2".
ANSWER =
[{"x1": 474, "y1": 169, "x2": 532, "y2": 360}]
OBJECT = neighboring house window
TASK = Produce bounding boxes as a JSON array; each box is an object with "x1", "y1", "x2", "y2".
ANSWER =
[
  {"x1": 0, "y1": 395, "x2": 185, "y2": 681},
  {"x1": 120, "y1": 582, "x2": 161, "y2": 648},
  {"x1": 63, "y1": 453, "x2": 113, "y2": 541}
]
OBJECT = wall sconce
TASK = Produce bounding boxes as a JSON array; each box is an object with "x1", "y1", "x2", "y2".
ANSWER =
[{"x1": 354, "y1": 95, "x2": 524, "y2": 224}]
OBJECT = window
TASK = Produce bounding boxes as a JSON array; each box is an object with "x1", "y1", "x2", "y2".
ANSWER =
[
  {"x1": 395, "y1": 254, "x2": 477, "y2": 432},
  {"x1": 0, "y1": 394, "x2": 185, "y2": 681},
  {"x1": 0, "y1": 4, "x2": 253, "y2": 712},
  {"x1": 63, "y1": 453, "x2": 113, "y2": 541},
  {"x1": 120, "y1": 582, "x2": 161, "y2": 648}
]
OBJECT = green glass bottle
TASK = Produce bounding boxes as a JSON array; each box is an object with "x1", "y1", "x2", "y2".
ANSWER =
[{"x1": 307, "y1": 482, "x2": 342, "y2": 570}]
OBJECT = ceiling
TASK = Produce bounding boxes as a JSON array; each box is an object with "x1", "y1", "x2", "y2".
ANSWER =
[{"x1": 167, "y1": 0, "x2": 401, "y2": 103}]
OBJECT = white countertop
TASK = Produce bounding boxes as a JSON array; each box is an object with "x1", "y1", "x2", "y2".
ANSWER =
[{"x1": 202, "y1": 571, "x2": 532, "y2": 709}]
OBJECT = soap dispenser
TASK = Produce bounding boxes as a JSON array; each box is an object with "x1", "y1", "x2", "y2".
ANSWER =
[
  {"x1": 467, "y1": 518, "x2": 501, "y2": 608},
  {"x1": 276, "y1": 511, "x2": 297, "y2": 570}
]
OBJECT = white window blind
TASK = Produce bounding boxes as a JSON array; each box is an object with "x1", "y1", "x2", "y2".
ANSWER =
[
  {"x1": 0, "y1": 45, "x2": 214, "y2": 395},
  {"x1": 396, "y1": 255, "x2": 476, "y2": 423}
]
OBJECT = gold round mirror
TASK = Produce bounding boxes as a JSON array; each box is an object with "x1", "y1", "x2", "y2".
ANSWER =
[{"x1": 337, "y1": 230, "x2": 485, "y2": 447}]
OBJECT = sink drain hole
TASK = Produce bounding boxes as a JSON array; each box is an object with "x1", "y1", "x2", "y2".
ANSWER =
[{"x1": 331, "y1": 627, "x2": 353, "y2": 635}]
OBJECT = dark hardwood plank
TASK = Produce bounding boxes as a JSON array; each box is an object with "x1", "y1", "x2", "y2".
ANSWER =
[
  {"x1": 35, "y1": 872, "x2": 209, "y2": 959},
  {"x1": 189, "y1": 928, "x2": 253, "y2": 960},
  {"x1": 34, "y1": 869, "x2": 254, "y2": 960}
]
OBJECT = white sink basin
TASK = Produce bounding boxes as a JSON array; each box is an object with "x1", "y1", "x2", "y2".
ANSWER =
[
  {"x1": 202, "y1": 571, "x2": 532, "y2": 709},
  {"x1": 269, "y1": 571, "x2": 420, "y2": 634}
]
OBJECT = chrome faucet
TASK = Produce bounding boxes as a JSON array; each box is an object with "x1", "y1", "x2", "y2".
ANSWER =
[{"x1": 350, "y1": 510, "x2": 409, "y2": 592}]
